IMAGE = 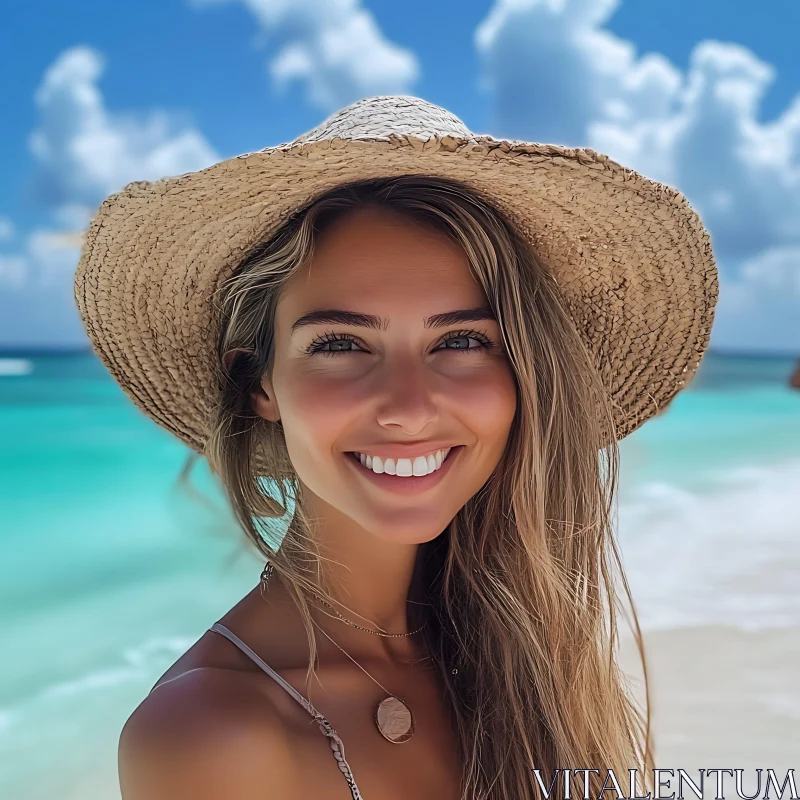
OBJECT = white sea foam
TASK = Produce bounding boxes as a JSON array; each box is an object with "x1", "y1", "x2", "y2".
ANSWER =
[
  {"x1": 0, "y1": 358, "x2": 33, "y2": 376},
  {"x1": 0, "y1": 635, "x2": 193, "y2": 734},
  {"x1": 617, "y1": 458, "x2": 800, "y2": 632},
  {"x1": 0, "y1": 634, "x2": 198, "y2": 798}
]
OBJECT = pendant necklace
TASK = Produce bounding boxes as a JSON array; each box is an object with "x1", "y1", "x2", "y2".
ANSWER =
[
  {"x1": 315, "y1": 620, "x2": 421, "y2": 743},
  {"x1": 260, "y1": 561, "x2": 429, "y2": 744}
]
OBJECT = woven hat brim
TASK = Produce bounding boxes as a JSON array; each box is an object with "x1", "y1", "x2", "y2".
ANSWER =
[{"x1": 73, "y1": 132, "x2": 718, "y2": 454}]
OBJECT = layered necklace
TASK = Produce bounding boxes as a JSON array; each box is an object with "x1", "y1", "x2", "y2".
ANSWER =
[{"x1": 261, "y1": 561, "x2": 429, "y2": 744}]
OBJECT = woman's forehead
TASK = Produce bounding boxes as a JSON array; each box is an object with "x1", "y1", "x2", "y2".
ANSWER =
[
  {"x1": 290, "y1": 250, "x2": 480, "y2": 299},
  {"x1": 276, "y1": 208, "x2": 491, "y2": 322}
]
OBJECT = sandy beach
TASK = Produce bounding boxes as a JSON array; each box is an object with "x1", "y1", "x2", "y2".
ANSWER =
[{"x1": 618, "y1": 624, "x2": 799, "y2": 775}]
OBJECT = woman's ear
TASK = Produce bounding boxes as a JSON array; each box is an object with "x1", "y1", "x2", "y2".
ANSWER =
[
  {"x1": 250, "y1": 374, "x2": 280, "y2": 424},
  {"x1": 222, "y1": 348, "x2": 280, "y2": 424}
]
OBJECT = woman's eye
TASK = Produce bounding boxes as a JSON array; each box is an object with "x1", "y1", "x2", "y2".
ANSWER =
[
  {"x1": 309, "y1": 336, "x2": 364, "y2": 355},
  {"x1": 437, "y1": 333, "x2": 493, "y2": 353},
  {"x1": 306, "y1": 330, "x2": 494, "y2": 357}
]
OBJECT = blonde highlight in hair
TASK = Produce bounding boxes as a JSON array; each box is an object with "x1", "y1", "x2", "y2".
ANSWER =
[{"x1": 201, "y1": 174, "x2": 655, "y2": 799}]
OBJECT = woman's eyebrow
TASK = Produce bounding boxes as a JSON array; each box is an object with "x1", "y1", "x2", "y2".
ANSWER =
[{"x1": 290, "y1": 307, "x2": 496, "y2": 335}]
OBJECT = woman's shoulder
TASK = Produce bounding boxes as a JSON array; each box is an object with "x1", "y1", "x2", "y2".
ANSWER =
[{"x1": 119, "y1": 667, "x2": 299, "y2": 799}]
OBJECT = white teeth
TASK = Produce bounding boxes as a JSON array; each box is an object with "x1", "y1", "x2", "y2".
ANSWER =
[{"x1": 356, "y1": 448, "x2": 452, "y2": 477}]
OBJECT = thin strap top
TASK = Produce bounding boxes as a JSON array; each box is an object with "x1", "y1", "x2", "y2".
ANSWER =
[{"x1": 209, "y1": 622, "x2": 365, "y2": 799}]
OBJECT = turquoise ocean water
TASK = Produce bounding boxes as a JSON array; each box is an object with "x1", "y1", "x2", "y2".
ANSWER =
[{"x1": 1, "y1": 350, "x2": 799, "y2": 798}]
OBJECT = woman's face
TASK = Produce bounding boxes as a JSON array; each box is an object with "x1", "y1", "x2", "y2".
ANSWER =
[{"x1": 258, "y1": 205, "x2": 518, "y2": 544}]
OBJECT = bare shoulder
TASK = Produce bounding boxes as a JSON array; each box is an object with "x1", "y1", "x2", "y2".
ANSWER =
[{"x1": 119, "y1": 667, "x2": 298, "y2": 799}]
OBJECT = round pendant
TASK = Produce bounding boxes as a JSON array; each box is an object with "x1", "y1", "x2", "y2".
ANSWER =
[{"x1": 375, "y1": 695, "x2": 414, "y2": 743}]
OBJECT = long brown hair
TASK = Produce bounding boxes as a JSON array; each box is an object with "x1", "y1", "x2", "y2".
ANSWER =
[{"x1": 199, "y1": 174, "x2": 655, "y2": 800}]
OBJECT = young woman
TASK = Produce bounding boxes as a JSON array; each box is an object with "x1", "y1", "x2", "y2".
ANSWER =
[{"x1": 73, "y1": 95, "x2": 719, "y2": 800}]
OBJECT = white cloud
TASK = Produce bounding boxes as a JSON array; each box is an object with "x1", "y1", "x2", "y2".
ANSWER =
[
  {"x1": 0, "y1": 47, "x2": 221, "y2": 348},
  {"x1": 29, "y1": 46, "x2": 220, "y2": 209},
  {"x1": 715, "y1": 245, "x2": 800, "y2": 350},
  {"x1": 0, "y1": 229, "x2": 86, "y2": 346},
  {"x1": 739, "y1": 246, "x2": 800, "y2": 295},
  {"x1": 26, "y1": 229, "x2": 85, "y2": 289},
  {"x1": 476, "y1": 0, "x2": 800, "y2": 353},
  {"x1": 53, "y1": 204, "x2": 94, "y2": 231},
  {"x1": 189, "y1": 0, "x2": 420, "y2": 110},
  {"x1": 0, "y1": 229, "x2": 81, "y2": 289}
]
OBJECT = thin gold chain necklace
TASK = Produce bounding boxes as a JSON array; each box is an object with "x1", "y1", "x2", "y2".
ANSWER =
[
  {"x1": 260, "y1": 562, "x2": 428, "y2": 637},
  {"x1": 260, "y1": 561, "x2": 427, "y2": 743},
  {"x1": 310, "y1": 589, "x2": 428, "y2": 637}
]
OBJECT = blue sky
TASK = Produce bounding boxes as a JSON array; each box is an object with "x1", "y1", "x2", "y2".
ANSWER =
[{"x1": 1, "y1": 0, "x2": 798, "y2": 353}]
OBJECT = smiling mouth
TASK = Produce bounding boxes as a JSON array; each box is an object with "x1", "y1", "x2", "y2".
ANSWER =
[
  {"x1": 343, "y1": 445, "x2": 465, "y2": 494},
  {"x1": 346, "y1": 447, "x2": 457, "y2": 477}
]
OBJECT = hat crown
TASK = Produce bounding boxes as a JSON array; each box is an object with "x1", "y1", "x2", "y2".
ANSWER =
[{"x1": 293, "y1": 95, "x2": 472, "y2": 144}]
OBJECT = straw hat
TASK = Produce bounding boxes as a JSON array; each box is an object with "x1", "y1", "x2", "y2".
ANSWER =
[{"x1": 73, "y1": 94, "x2": 718, "y2": 455}]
